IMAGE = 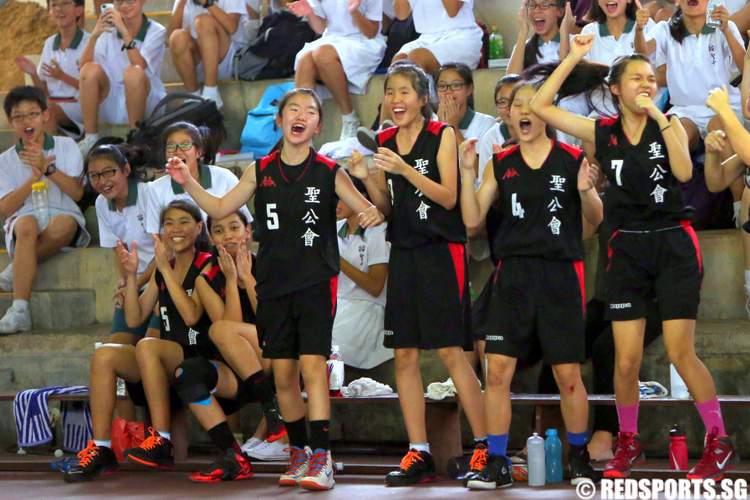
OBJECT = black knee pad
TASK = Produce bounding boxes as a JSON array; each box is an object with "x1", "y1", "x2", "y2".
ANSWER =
[{"x1": 174, "y1": 357, "x2": 218, "y2": 405}]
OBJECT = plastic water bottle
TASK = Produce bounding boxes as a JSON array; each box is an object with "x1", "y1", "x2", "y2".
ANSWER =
[
  {"x1": 327, "y1": 345, "x2": 344, "y2": 397},
  {"x1": 669, "y1": 424, "x2": 689, "y2": 470},
  {"x1": 544, "y1": 428, "x2": 563, "y2": 483},
  {"x1": 706, "y1": 0, "x2": 724, "y2": 29},
  {"x1": 670, "y1": 363, "x2": 689, "y2": 399},
  {"x1": 489, "y1": 26, "x2": 504, "y2": 60},
  {"x1": 527, "y1": 432, "x2": 546, "y2": 487},
  {"x1": 31, "y1": 181, "x2": 49, "y2": 228}
]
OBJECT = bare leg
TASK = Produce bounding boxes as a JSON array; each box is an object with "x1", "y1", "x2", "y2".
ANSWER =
[
  {"x1": 311, "y1": 45, "x2": 353, "y2": 115},
  {"x1": 89, "y1": 344, "x2": 141, "y2": 440},
  {"x1": 209, "y1": 320, "x2": 263, "y2": 379},
  {"x1": 11, "y1": 216, "x2": 40, "y2": 301},
  {"x1": 169, "y1": 29, "x2": 200, "y2": 92},
  {"x1": 272, "y1": 359, "x2": 305, "y2": 422},
  {"x1": 78, "y1": 62, "x2": 110, "y2": 134},
  {"x1": 551, "y1": 363, "x2": 589, "y2": 434},
  {"x1": 437, "y1": 346, "x2": 486, "y2": 438},
  {"x1": 295, "y1": 51, "x2": 318, "y2": 89},
  {"x1": 612, "y1": 319, "x2": 646, "y2": 409},
  {"x1": 193, "y1": 14, "x2": 232, "y2": 88},
  {"x1": 394, "y1": 348, "x2": 427, "y2": 443},
  {"x1": 123, "y1": 65, "x2": 151, "y2": 129},
  {"x1": 134, "y1": 338, "x2": 184, "y2": 432},
  {"x1": 406, "y1": 48, "x2": 440, "y2": 76},
  {"x1": 299, "y1": 354, "x2": 329, "y2": 421},
  {"x1": 484, "y1": 354, "x2": 516, "y2": 436},
  {"x1": 663, "y1": 319, "x2": 716, "y2": 402}
]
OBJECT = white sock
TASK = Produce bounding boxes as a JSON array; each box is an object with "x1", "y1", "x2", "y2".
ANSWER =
[
  {"x1": 94, "y1": 439, "x2": 111, "y2": 448},
  {"x1": 202, "y1": 86, "x2": 218, "y2": 99},
  {"x1": 12, "y1": 300, "x2": 28, "y2": 312},
  {"x1": 409, "y1": 442, "x2": 430, "y2": 453},
  {"x1": 744, "y1": 270, "x2": 750, "y2": 290},
  {"x1": 190, "y1": 88, "x2": 202, "y2": 96},
  {"x1": 342, "y1": 111, "x2": 358, "y2": 122},
  {"x1": 734, "y1": 201, "x2": 742, "y2": 219},
  {"x1": 158, "y1": 430, "x2": 171, "y2": 440},
  {"x1": 85, "y1": 133, "x2": 99, "y2": 142}
]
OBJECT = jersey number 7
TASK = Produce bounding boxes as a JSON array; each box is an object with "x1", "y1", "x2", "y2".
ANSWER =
[{"x1": 611, "y1": 159, "x2": 624, "y2": 187}]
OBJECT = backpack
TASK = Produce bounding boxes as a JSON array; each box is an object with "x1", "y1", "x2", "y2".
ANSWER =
[
  {"x1": 126, "y1": 93, "x2": 226, "y2": 168},
  {"x1": 240, "y1": 81, "x2": 295, "y2": 157},
  {"x1": 233, "y1": 11, "x2": 318, "y2": 81}
]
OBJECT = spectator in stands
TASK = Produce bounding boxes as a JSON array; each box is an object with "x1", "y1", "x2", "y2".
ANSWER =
[
  {"x1": 145, "y1": 121, "x2": 251, "y2": 235},
  {"x1": 477, "y1": 74, "x2": 521, "y2": 180},
  {"x1": 643, "y1": 0, "x2": 676, "y2": 22},
  {"x1": 508, "y1": 0, "x2": 564, "y2": 75},
  {"x1": 332, "y1": 177, "x2": 392, "y2": 369},
  {"x1": 0, "y1": 86, "x2": 89, "y2": 334},
  {"x1": 87, "y1": 143, "x2": 155, "y2": 344},
  {"x1": 15, "y1": 0, "x2": 89, "y2": 137},
  {"x1": 168, "y1": 0, "x2": 248, "y2": 109},
  {"x1": 77, "y1": 0, "x2": 167, "y2": 155},
  {"x1": 289, "y1": 0, "x2": 386, "y2": 140},
  {"x1": 392, "y1": 0, "x2": 483, "y2": 77},
  {"x1": 436, "y1": 63, "x2": 496, "y2": 146}
]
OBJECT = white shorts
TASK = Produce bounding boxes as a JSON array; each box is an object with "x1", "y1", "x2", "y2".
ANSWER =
[
  {"x1": 100, "y1": 79, "x2": 166, "y2": 125},
  {"x1": 331, "y1": 298, "x2": 392, "y2": 369},
  {"x1": 667, "y1": 104, "x2": 734, "y2": 139},
  {"x1": 396, "y1": 27, "x2": 483, "y2": 69},
  {"x1": 198, "y1": 42, "x2": 240, "y2": 82},
  {"x1": 5, "y1": 210, "x2": 91, "y2": 257},
  {"x1": 294, "y1": 33, "x2": 386, "y2": 95}
]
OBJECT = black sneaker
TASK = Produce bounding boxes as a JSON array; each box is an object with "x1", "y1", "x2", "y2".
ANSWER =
[
  {"x1": 569, "y1": 444, "x2": 601, "y2": 485},
  {"x1": 460, "y1": 443, "x2": 489, "y2": 484},
  {"x1": 189, "y1": 448, "x2": 254, "y2": 483},
  {"x1": 62, "y1": 441, "x2": 118, "y2": 482},
  {"x1": 385, "y1": 449, "x2": 437, "y2": 486},
  {"x1": 125, "y1": 427, "x2": 174, "y2": 469},
  {"x1": 466, "y1": 454, "x2": 512, "y2": 490}
]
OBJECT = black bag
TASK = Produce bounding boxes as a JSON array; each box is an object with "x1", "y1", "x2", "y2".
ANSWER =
[
  {"x1": 233, "y1": 11, "x2": 318, "y2": 81},
  {"x1": 126, "y1": 93, "x2": 226, "y2": 168}
]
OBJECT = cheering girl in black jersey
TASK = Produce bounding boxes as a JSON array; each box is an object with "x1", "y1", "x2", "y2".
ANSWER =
[
  {"x1": 166, "y1": 88, "x2": 382, "y2": 491},
  {"x1": 531, "y1": 34, "x2": 736, "y2": 481},
  {"x1": 459, "y1": 80, "x2": 603, "y2": 489}
]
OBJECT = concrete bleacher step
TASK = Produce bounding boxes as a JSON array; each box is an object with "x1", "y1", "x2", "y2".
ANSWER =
[{"x1": 0, "y1": 291, "x2": 96, "y2": 330}]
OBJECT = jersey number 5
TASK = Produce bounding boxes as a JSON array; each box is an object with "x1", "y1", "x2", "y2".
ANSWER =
[
  {"x1": 160, "y1": 306, "x2": 170, "y2": 332},
  {"x1": 611, "y1": 159, "x2": 624, "y2": 187},
  {"x1": 266, "y1": 203, "x2": 279, "y2": 230}
]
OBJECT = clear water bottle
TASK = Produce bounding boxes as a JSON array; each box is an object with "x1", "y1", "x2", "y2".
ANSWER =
[
  {"x1": 527, "y1": 432, "x2": 546, "y2": 487},
  {"x1": 706, "y1": 0, "x2": 724, "y2": 29},
  {"x1": 544, "y1": 428, "x2": 563, "y2": 483},
  {"x1": 327, "y1": 345, "x2": 344, "y2": 397},
  {"x1": 31, "y1": 181, "x2": 49, "y2": 228},
  {"x1": 670, "y1": 363, "x2": 689, "y2": 399},
  {"x1": 489, "y1": 25, "x2": 504, "y2": 59}
]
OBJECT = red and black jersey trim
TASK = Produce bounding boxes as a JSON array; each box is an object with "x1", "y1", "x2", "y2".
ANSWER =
[
  {"x1": 494, "y1": 144, "x2": 520, "y2": 162},
  {"x1": 377, "y1": 126, "x2": 398, "y2": 146},
  {"x1": 426, "y1": 120, "x2": 447, "y2": 135},
  {"x1": 193, "y1": 251, "x2": 212, "y2": 270},
  {"x1": 557, "y1": 141, "x2": 583, "y2": 160},
  {"x1": 258, "y1": 150, "x2": 280, "y2": 172},
  {"x1": 315, "y1": 153, "x2": 338, "y2": 170}
]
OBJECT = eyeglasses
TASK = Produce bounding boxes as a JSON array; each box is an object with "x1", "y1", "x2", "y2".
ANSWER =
[
  {"x1": 165, "y1": 141, "x2": 194, "y2": 153},
  {"x1": 436, "y1": 82, "x2": 468, "y2": 92},
  {"x1": 113, "y1": 0, "x2": 137, "y2": 6},
  {"x1": 526, "y1": 1, "x2": 558, "y2": 11},
  {"x1": 495, "y1": 98, "x2": 510, "y2": 108},
  {"x1": 10, "y1": 111, "x2": 42, "y2": 123},
  {"x1": 88, "y1": 167, "x2": 119, "y2": 183}
]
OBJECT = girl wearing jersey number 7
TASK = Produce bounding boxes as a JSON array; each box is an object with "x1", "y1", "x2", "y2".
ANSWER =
[
  {"x1": 166, "y1": 87, "x2": 383, "y2": 491},
  {"x1": 531, "y1": 34, "x2": 737, "y2": 481},
  {"x1": 349, "y1": 63, "x2": 488, "y2": 487}
]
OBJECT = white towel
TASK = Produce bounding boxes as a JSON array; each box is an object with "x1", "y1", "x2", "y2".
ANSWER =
[{"x1": 341, "y1": 377, "x2": 393, "y2": 397}]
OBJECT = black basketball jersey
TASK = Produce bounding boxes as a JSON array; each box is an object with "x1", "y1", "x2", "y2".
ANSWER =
[
  {"x1": 254, "y1": 148, "x2": 340, "y2": 300},
  {"x1": 595, "y1": 116, "x2": 692, "y2": 230},
  {"x1": 154, "y1": 251, "x2": 217, "y2": 357},
  {"x1": 491, "y1": 141, "x2": 584, "y2": 261},
  {"x1": 201, "y1": 254, "x2": 257, "y2": 324},
  {"x1": 377, "y1": 121, "x2": 466, "y2": 248}
]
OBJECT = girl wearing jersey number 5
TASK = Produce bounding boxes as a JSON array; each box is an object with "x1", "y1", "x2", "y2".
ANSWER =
[
  {"x1": 166, "y1": 87, "x2": 383, "y2": 491},
  {"x1": 531, "y1": 34, "x2": 737, "y2": 481}
]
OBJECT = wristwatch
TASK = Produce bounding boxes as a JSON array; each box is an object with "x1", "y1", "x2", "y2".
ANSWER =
[
  {"x1": 45, "y1": 162, "x2": 57, "y2": 176},
  {"x1": 121, "y1": 39, "x2": 136, "y2": 51}
]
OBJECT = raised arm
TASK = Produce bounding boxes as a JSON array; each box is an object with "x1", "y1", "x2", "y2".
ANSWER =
[
  {"x1": 530, "y1": 34, "x2": 598, "y2": 145},
  {"x1": 166, "y1": 157, "x2": 256, "y2": 219},
  {"x1": 152, "y1": 235, "x2": 205, "y2": 325},
  {"x1": 636, "y1": 95, "x2": 691, "y2": 182},
  {"x1": 703, "y1": 130, "x2": 745, "y2": 192},
  {"x1": 235, "y1": 242, "x2": 257, "y2": 313},
  {"x1": 349, "y1": 0, "x2": 380, "y2": 38},
  {"x1": 507, "y1": 1, "x2": 531, "y2": 75},
  {"x1": 118, "y1": 241, "x2": 159, "y2": 327},
  {"x1": 633, "y1": 0, "x2": 656, "y2": 55},
  {"x1": 287, "y1": 0, "x2": 327, "y2": 34},
  {"x1": 458, "y1": 138, "x2": 499, "y2": 232},
  {"x1": 706, "y1": 86, "x2": 750, "y2": 165}
]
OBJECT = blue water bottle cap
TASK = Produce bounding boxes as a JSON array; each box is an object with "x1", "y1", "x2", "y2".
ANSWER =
[{"x1": 545, "y1": 428, "x2": 558, "y2": 437}]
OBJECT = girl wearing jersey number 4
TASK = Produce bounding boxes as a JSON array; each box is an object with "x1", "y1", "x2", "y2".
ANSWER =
[
  {"x1": 349, "y1": 63, "x2": 488, "y2": 487},
  {"x1": 531, "y1": 34, "x2": 737, "y2": 481},
  {"x1": 166, "y1": 88, "x2": 383, "y2": 491}
]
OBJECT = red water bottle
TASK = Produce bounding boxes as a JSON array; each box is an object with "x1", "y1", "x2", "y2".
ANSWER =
[{"x1": 669, "y1": 424, "x2": 688, "y2": 470}]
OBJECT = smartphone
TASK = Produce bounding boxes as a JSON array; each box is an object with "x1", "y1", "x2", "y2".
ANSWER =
[{"x1": 101, "y1": 2, "x2": 113, "y2": 10}]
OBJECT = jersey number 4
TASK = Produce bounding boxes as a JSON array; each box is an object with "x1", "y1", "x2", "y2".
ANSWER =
[
  {"x1": 266, "y1": 203, "x2": 279, "y2": 230},
  {"x1": 611, "y1": 159, "x2": 624, "y2": 187}
]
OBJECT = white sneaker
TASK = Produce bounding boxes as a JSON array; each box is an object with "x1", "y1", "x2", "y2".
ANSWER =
[
  {"x1": 240, "y1": 437, "x2": 263, "y2": 454},
  {"x1": 78, "y1": 135, "x2": 99, "y2": 157},
  {"x1": 247, "y1": 439, "x2": 289, "y2": 461},
  {"x1": 0, "y1": 306, "x2": 31, "y2": 334},
  {"x1": 339, "y1": 114, "x2": 360, "y2": 140},
  {"x1": 0, "y1": 264, "x2": 13, "y2": 291},
  {"x1": 278, "y1": 446, "x2": 310, "y2": 486},
  {"x1": 201, "y1": 88, "x2": 223, "y2": 110},
  {"x1": 299, "y1": 449, "x2": 335, "y2": 491}
]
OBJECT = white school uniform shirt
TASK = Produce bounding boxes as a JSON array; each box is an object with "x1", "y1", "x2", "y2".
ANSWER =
[
  {"x1": 408, "y1": 0, "x2": 476, "y2": 34},
  {"x1": 536, "y1": 35, "x2": 560, "y2": 64},
  {"x1": 145, "y1": 163, "x2": 253, "y2": 233},
  {"x1": 336, "y1": 220, "x2": 390, "y2": 306},
  {"x1": 725, "y1": 0, "x2": 747, "y2": 14},
  {"x1": 651, "y1": 20, "x2": 745, "y2": 107},
  {"x1": 38, "y1": 28, "x2": 90, "y2": 99},
  {"x1": 174, "y1": 0, "x2": 248, "y2": 47},
  {"x1": 460, "y1": 109, "x2": 496, "y2": 142},
  {"x1": 307, "y1": 0, "x2": 383, "y2": 35},
  {"x1": 93, "y1": 15, "x2": 166, "y2": 95},
  {"x1": 579, "y1": 18, "x2": 656, "y2": 66},
  {"x1": 477, "y1": 121, "x2": 510, "y2": 186},
  {"x1": 96, "y1": 179, "x2": 154, "y2": 274},
  {"x1": 0, "y1": 135, "x2": 85, "y2": 233}
]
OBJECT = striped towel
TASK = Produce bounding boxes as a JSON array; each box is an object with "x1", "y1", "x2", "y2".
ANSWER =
[
  {"x1": 61, "y1": 401, "x2": 93, "y2": 452},
  {"x1": 13, "y1": 386, "x2": 89, "y2": 448}
]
